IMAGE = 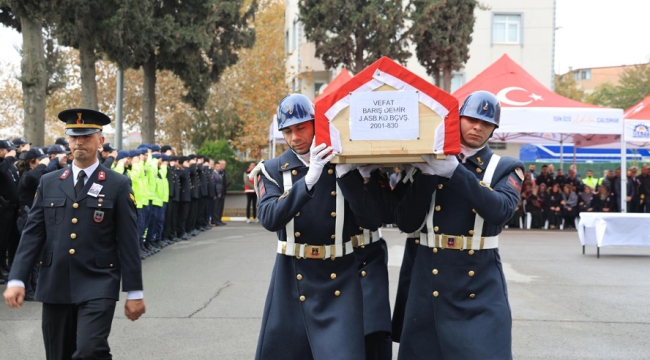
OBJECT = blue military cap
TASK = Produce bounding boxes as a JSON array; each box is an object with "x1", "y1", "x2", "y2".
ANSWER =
[
  {"x1": 24, "y1": 147, "x2": 47, "y2": 161},
  {"x1": 151, "y1": 144, "x2": 161, "y2": 152},
  {"x1": 137, "y1": 143, "x2": 150, "y2": 150},
  {"x1": 116, "y1": 150, "x2": 130, "y2": 161},
  {"x1": 0, "y1": 139, "x2": 17, "y2": 151},
  {"x1": 161, "y1": 154, "x2": 170, "y2": 162},
  {"x1": 46, "y1": 144, "x2": 70, "y2": 155},
  {"x1": 58, "y1": 108, "x2": 111, "y2": 136},
  {"x1": 128, "y1": 149, "x2": 140, "y2": 157},
  {"x1": 152, "y1": 154, "x2": 161, "y2": 159}
]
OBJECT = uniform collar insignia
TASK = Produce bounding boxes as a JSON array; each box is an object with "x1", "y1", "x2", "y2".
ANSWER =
[
  {"x1": 60, "y1": 169, "x2": 70, "y2": 180},
  {"x1": 278, "y1": 149, "x2": 305, "y2": 171},
  {"x1": 477, "y1": 157, "x2": 484, "y2": 166}
]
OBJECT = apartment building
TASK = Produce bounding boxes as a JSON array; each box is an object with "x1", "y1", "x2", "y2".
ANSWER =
[
  {"x1": 284, "y1": 0, "x2": 556, "y2": 98},
  {"x1": 559, "y1": 64, "x2": 644, "y2": 94}
]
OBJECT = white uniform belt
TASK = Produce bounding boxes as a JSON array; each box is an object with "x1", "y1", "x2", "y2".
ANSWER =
[
  {"x1": 277, "y1": 240, "x2": 354, "y2": 260},
  {"x1": 418, "y1": 233, "x2": 498, "y2": 250},
  {"x1": 350, "y1": 229, "x2": 381, "y2": 248}
]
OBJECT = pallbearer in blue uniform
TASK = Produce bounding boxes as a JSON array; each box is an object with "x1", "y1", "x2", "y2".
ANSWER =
[
  {"x1": 254, "y1": 94, "x2": 382, "y2": 360},
  {"x1": 352, "y1": 168, "x2": 395, "y2": 359},
  {"x1": 395, "y1": 91, "x2": 524, "y2": 360},
  {"x1": 3, "y1": 109, "x2": 145, "y2": 360}
]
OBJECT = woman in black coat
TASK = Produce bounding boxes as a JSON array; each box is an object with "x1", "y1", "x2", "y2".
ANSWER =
[{"x1": 545, "y1": 183, "x2": 563, "y2": 229}]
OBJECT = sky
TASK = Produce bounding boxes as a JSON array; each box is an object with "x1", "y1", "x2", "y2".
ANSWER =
[{"x1": 0, "y1": 0, "x2": 649, "y2": 76}]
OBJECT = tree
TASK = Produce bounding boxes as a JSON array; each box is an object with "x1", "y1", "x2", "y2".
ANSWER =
[
  {"x1": 554, "y1": 74, "x2": 584, "y2": 102},
  {"x1": 409, "y1": 0, "x2": 478, "y2": 92},
  {"x1": 298, "y1": 0, "x2": 410, "y2": 74},
  {"x1": 197, "y1": 139, "x2": 245, "y2": 190},
  {"x1": 0, "y1": 1, "x2": 59, "y2": 146},
  {"x1": 584, "y1": 82, "x2": 616, "y2": 108},
  {"x1": 208, "y1": 0, "x2": 287, "y2": 159},
  {"x1": 586, "y1": 63, "x2": 650, "y2": 109},
  {"x1": 53, "y1": 0, "x2": 121, "y2": 110},
  {"x1": 131, "y1": 0, "x2": 256, "y2": 144}
]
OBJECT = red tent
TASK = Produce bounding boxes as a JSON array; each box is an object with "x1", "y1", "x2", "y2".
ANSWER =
[
  {"x1": 623, "y1": 95, "x2": 650, "y2": 145},
  {"x1": 313, "y1": 68, "x2": 353, "y2": 103},
  {"x1": 452, "y1": 54, "x2": 623, "y2": 145}
]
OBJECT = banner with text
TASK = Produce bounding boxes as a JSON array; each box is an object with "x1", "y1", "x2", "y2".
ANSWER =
[{"x1": 349, "y1": 90, "x2": 419, "y2": 140}]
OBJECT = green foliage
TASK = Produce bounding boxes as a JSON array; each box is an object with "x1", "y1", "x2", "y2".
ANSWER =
[
  {"x1": 298, "y1": 0, "x2": 410, "y2": 74},
  {"x1": 155, "y1": 0, "x2": 257, "y2": 110},
  {"x1": 554, "y1": 74, "x2": 584, "y2": 102},
  {"x1": 584, "y1": 82, "x2": 617, "y2": 107},
  {"x1": 409, "y1": 0, "x2": 477, "y2": 92},
  {"x1": 189, "y1": 108, "x2": 243, "y2": 150},
  {"x1": 585, "y1": 63, "x2": 650, "y2": 110},
  {"x1": 197, "y1": 139, "x2": 246, "y2": 190},
  {"x1": 0, "y1": 6, "x2": 20, "y2": 30}
]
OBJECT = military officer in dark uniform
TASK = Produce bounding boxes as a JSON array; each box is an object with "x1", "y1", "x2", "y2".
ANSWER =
[
  {"x1": 395, "y1": 91, "x2": 523, "y2": 359},
  {"x1": 186, "y1": 155, "x2": 200, "y2": 236},
  {"x1": 253, "y1": 94, "x2": 382, "y2": 360},
  {"x1": 177, "y1": 156, "x2": 192, "y2": 240},
  {"x1": 4, "y1": 109, "x2": 146, "y2": 360}
]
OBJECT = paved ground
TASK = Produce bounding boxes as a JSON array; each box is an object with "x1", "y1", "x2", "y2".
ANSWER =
[{"x1": 1, "y1": 223, "x2": 649, "y2": 359}]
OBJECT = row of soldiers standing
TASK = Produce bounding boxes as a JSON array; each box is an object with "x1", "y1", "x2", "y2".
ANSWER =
[{"x1": 106, "y1": 144, "x2": 228, "y2": 259}]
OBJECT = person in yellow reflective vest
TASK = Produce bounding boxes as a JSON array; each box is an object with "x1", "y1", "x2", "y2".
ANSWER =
[
  {"x1": 147, "y1": 153, "x2": 171, "y2": 249},
  {"x1": 582, "y1": 169, "x2": 599, "y2": 191}
]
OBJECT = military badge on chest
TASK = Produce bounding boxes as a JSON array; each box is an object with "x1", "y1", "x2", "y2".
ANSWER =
[{"x1": 94, "y1": 210, "x2": 105, "y2": 223}]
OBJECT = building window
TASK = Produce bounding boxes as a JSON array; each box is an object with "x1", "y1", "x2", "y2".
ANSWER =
[
  {"x1": 492, "y1": 14, "x2": 521, "y2": 44},
  {"x1": 292, "y1": 79, "x2": 296, "y2": 92},
  {"x1": 450, "y1": 72, "x2": 465, "y2": 93},
  {"x1": 581, "y1": 69, "x2": 591, "y2": 80},
  {"x1": 285, "y1": 30, "x2": 289, "y2": 54},
  {"x1": 573, "y1": 71, "x2": 580, "y2": 81},
  {"x1": 314, "y1": 82, "x2": 325, "y2": 97},
  {"x1": 292, "y1": 22, "x2": 297, "y2": 52},
  {"x1": 489, "y1": 142, "x2": 507, "y2": 150}
]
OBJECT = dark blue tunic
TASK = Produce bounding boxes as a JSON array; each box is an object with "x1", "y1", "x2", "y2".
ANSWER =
[
  {"x1": 255, "y1": 149, "x2": 381, "y2": 360},
  {"x1": 395, "y1": 147, "x2": 523, "y2": 360}
]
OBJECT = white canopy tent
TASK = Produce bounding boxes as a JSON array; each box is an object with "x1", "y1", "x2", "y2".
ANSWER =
[{"x1": 268, "y1": 115, "x2": 286, "y2": 158}]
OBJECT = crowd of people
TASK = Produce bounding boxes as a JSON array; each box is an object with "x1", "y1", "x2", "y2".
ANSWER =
[
  {"x1": 505, "y1": 163, "x2": 650, "y2": 229},
  {"x1": 0, "y1": 135, "x2": 248, "y2": 297}
]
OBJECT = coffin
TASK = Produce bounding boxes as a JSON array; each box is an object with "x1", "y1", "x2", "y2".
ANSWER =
[{"x1": 314, "y1": 57, "x2": 461, "y2": 164}]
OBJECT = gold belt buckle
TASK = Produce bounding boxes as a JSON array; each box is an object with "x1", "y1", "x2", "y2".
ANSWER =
[
  {"x1": 351, "y1": 235, "x2": 366, "y2": 248},
  {"x1": 441, "y1": 234, "x2": 463, "y2": 250},
  {"x1": 306, "y1": 245, "x2": 326, "y2": 259}
]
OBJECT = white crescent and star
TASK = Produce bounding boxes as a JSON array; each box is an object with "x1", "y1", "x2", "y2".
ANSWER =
[{"x1": 496, "y1": 86, "x2": 543, "y2": 106}]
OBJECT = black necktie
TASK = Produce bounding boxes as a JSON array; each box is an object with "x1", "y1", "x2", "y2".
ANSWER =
[{"x1": 75, "y1": 170, "x2": 86, "y2": 197}]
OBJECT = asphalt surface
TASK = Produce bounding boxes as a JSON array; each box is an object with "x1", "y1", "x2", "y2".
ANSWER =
[{"x1": 1, "y1": 223, "x2": 649, "y2": 359}]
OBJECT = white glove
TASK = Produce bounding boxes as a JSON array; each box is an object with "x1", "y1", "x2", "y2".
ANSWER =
[
  {"x1": 358, "y1": 164, "x2": 381, "y2": 178},
  {"x1": 412, "y1": 162, "x2": 435, "y2": 175},
  {"x1": 335, "y1": 163, "x2": 356, "y2": 178},
  {"x1": 305, "y1": 143, "x2": 335, "y2": 190},
  {"x1": 422, "y1": 154, "x2": 459, "y2": 178}
]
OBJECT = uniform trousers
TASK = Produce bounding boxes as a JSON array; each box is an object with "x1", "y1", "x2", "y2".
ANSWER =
[
  {"x1": 0, "y1": 206, "x2": 19, "y2": 267},
  {"x1": 42, "y1": 299, "x2": 116, "y2": 360},
  {"x1": 197, "y1": 197, "x2": 209, "y2": 228},
  {"x1": 177, "y1": 202, "x2": 190, "y2": 235},
  {"x1": 145, "y1": 205, "x2": 163, "y2": 242},
  {"x1": 213, "y1": 196, "x2": 225, "y2": 223},
  {"x1": 136, "y1": 202, "x2": 152, "y2": 244},
  {"x1": 186, "y1": 199, "x2": 199, "y2": 232},
  {"x1": 162, "y1": 201, "x2": 176, "y2": 240}
]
